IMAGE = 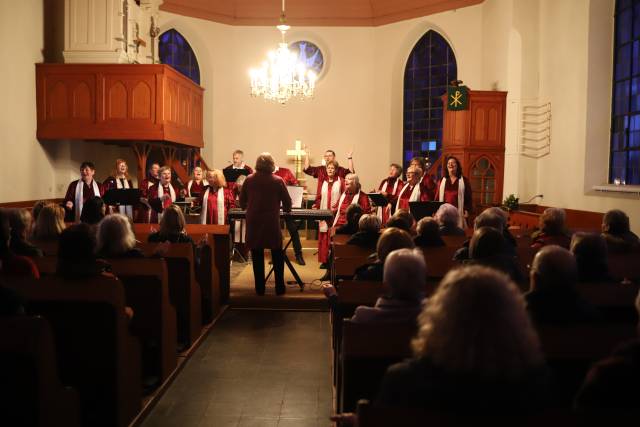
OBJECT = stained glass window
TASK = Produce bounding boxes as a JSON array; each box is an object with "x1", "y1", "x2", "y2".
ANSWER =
[
  {"x1": 610, "y1": 0, "x2": 640, "y2": 184},
  {"x1": 403, "y1": 31, "x2": 457, "y2": 173},
  {"x1": 159, "y1": 29, "x2": 201, "y2": 85},
  {"x1": 289, "y1": 41, "x2": 324, "y2": 76}
]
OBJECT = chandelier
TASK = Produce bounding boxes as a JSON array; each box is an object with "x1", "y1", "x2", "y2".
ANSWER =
[{"x1": 249, "y1": 0, "x2": 317, "y2": 104}]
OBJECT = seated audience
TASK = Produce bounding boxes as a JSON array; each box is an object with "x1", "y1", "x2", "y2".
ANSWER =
[
  {"x1": 346, "y1": 214, "x2": 381, "y2": 249},
  {"x1": 376, "y1": 265, "x2": 548, "y2": 411},
  {"x1": 385, "y1": 209, "x2": 415, "y2": 234},
  {"x1": 351, "y1": 248, "x2": 426, "y2": 324},
  {"x1": 79, "y1": 196, "x2": 106, "y2": 225},
  {"x1": 56, "y1": 223, "x2": 110, "y2": 279},
  {"x1": 96, "y1": 214, "x2": 143, "y2": 258},
  {"x1": 32, "y1": 204, "x2": 66, "y2": 242},
  {"x1": 148, "y1": 205, "x2": 194, "y2": 244},
  {"x1": 353, "y1": 227, "x2": 415, "y2": 281},
  {"x1": 335, "y1": 204, "x2": 363, "y2": 235},
  {"x1": 525, "y1": 245, "x2": 600, "y2": 324},
  {"x1": 570, "y1": 232, "x2": 611, "y2": 283},
  {"x1": 0, "y1": 284, "x2": 25, "y2": 316},
  {"x1": 465, "y1": 227, "x2": 522, "y2": 283},
  {"x1": 453, "y1": 208, "x2": 516, "y2": 261},
  {"x1": 531, "y1": 207, "x2": 571, "y2": 249},
  {"x1": 601, "y1": 209, "x2": 640, "y2": 254},
  {"x1": 9, "y1": 208, "x2": 43, "y2": 257},
  {"x1": 31, "y1": 200, "x2": 48, "y2": 224},
  {"x1": 0, "y1": 209, "x2": 39, "y2": 279},
  {"x1": 435, "y1": 203, "x2": 466, "y2": 236},
  {"x1": 413, "y1": 217, "x2": 445, "y2": 248}
]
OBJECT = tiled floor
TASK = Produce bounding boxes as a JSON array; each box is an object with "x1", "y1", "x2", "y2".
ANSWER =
[{"x1": 141, "y1": 310, "x2": 333, "y2": 427}]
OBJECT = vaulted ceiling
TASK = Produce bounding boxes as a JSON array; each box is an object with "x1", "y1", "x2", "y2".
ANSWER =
[{"x1": 160, "y1": 0, "x2": 484, "y2": 27}]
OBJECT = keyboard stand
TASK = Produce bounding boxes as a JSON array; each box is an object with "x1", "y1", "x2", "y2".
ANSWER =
[{"x1": 265, "y1": 220, "x2": 304, "y2": 291}]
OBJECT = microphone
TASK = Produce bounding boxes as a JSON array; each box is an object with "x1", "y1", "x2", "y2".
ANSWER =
[{"x1": 523, "y1": 194, "x2": 544, "y2": 204}]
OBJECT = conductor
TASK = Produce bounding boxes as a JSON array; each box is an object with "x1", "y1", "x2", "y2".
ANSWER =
[{"x1": 240, "y1": 153, "x2": 292, "y2": 296}]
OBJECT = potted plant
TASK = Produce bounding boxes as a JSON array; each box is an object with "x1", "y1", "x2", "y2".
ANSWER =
[{"x1": 502, "y1": 194, "x2": 519, "y2": 211}]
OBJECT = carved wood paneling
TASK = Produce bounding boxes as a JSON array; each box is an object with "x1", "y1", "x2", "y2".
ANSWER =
[{"x1": 36, "y1": 64, "x2": 204, "y2": 147}]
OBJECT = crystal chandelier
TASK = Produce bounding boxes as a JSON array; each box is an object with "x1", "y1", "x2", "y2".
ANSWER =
[{"x1": 249, "y1": 0, "x2": 317, "y2": 104}]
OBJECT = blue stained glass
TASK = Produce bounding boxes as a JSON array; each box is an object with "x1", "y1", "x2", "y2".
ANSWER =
[
  {"x1": 634, "y1": 4, "x2": 640, "y2": 38},
  {"x1": 618, "y1": 9, "x2": 633, "y2": 45},
  {"x1": 615, "y1": 81, "x2": 630, "y2": 114},
  {"x1": 289, "y1": 41, "x2": 324, "y2": 75},
  {"x1": 403, "y1": 30, "x2": 456, "y2": 172},
  {"x1": 159, "y1": 29, "x2": 200, "y2": 85},
  {"x1": 618, "y1": 0, "x2": 632, "y2": 12},
  {"x1": 629, "y1": 150, "x2": 640, "y2": 184},
  {"x1": 617, "y1": 45, "x2": 632, "y2": 80}
]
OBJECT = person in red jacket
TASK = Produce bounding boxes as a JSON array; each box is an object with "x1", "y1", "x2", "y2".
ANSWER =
[
  {"x1": 199, "y1": 169, "x2": 235, "y2": 225},
  {"x1": 375, "y1": 163, "x2": 404, "y2": 224},
  {"x1": 63, "y1": 161, "x2": 104, "y2": 223}
]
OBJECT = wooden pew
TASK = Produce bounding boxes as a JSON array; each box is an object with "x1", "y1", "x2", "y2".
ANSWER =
[
  {"x1": 139, "y1": 243, "x2": 202, "y2": 348},
  {"x1": 420, "y1": 246, "x2": 459, "y2": 279},
  {"x1": 5, "y1": 276, "x2": 142, "y2": 427},
  {"x1": 32, "y1": 239, "x2": 59, "y2": 256},
  {"x1": 108, "y1": 258, "x2": 178, "y2": 384},
  {"x1": 339, "y1": 320, "x2": 416, "y2": 413},
  {"x1": 33, "y1": 256, "x2": 57, "y2": 275},
  {"x1": 580, "y1": 282, "x2": 640, "y2": 322},
  {"x1": 0, "y1": 316, "x2": 81, "y2": 427},
  {"x1": 333, "y1": 243, "x2": 375, "y2": 281}
]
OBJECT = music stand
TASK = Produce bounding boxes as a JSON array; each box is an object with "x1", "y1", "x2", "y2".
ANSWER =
[
  {"x1": 103, "y1": 189, "x2": 141, "y2": 206},
  {"x1": 409, "y1": 201, "x2": 445, "y2": 222},
  {"x1": 223, "y1": 168, "x2": 250, "y2": 183},
  {"x1": 367, "y1": 193, "x2": 388, "y2": 207}
]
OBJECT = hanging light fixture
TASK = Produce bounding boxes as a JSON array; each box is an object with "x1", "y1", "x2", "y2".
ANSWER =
[{"x1": 249, "y1": 0, "x2": 317, "y2": 104}]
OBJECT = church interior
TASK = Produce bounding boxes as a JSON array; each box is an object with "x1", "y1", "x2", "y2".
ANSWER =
[{"x1": 1, "y1": 0, "x2": 640, "y2": 426}]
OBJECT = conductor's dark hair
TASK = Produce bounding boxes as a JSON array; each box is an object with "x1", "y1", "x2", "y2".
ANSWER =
[
  {"x1": 80, "y1": 161, "x2": 96, "y2": 171},
  {"x1": 80, "y1": 197, "x2": 105, "y2": 225},
  {"x1": 325, "y1": 150, "x2": 336, "y2": 156},
  {"x1": 444, "y1": 156, "x2": 463, "y2": 179}
]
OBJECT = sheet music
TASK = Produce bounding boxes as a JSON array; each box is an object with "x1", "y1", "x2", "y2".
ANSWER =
[{"x1": 286, "y1": 186, "x2": 304, "y2": 208}]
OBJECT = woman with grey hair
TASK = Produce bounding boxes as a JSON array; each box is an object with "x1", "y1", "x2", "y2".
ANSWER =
[
  {"x1": 332, "y1": 173, "x2": 371, "y2": 228},
  {"x1": 434, "y1": 203, "x2": 465, "y2": 236},
  {"x1": 377, "y1": 265, "x2": 548, "y2": 411},
  {"x1": 240, "y1": 153, "x2": 292, "y2": 295},
  {"x1": 530, "y1": 207, "x2": 571, "y2": 250},
  {"x1": 346, "y1": 214, "x2": 381, "y2": 249},
  {"x1": 96, "y1": 213, "x2": 143, "y2": 258}
]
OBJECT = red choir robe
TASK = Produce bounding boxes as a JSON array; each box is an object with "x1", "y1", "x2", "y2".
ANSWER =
[
  {"x1": 63, "y1": 179, "x2": 104, "y2": 222},
  {"x1": 136, "y1": 175, "x2": 159, "y2": 223},
  {"x1": 103, "y1": 176, "x2": 134, "y2": 218},
  {"x1": 304, "y1": 164, "x2": 350, "y2": 204},
  {"x1": 395, "y1": 180, "x2": 434, "y2": 212},
  {"x1": 187, "y1": 179, "x2": 208, "y2": 207},
  {"x1": 274, "y1": 167, "x2": 298, "y2": 186},
  {"x1": 332, "y1": 189, "x2": 371, "y2": 228},
  {"x1": 315, "y1": 177, "x2": 344, "y2": 263},
  {"x1": 199, "y1": 186, "x2": 236, "y2": 225},
  {"x1": 147, "y1": 182, "x2": 177, "y2": 223},
  {"x1": 240, "y1": 172, "x2": 292, "y2": 250},
  {"x1": 435, "y1": 176, "x2": 473, "y2": 228},
  {"x1": 377, "y1": 176, "x2": 403, "y2": 224}
]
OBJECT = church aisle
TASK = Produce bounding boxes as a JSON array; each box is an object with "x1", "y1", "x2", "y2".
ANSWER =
[{"x1": 141, "y1": 310, "x2": 333, "y2": 427}]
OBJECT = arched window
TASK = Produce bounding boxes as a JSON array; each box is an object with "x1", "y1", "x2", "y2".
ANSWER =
[
  {"x1": 470, "y1": 157, "x2": 496, "y2": 206},
  {"x1": 159, "y1": 29, "x2": 201, "y2": 85},
  {"x1": 403, "y1": 31, "x2": 457, "y2": 173},
  {"x1": 610, "y1": 0, "x2": 640, "y2": 185}
]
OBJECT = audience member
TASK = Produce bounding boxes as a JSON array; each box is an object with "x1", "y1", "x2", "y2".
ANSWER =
[
  {"x1": 9, "y1": 209, "x2": 43, "y2": 257},
  {"x1": 32, "y1": 204, "x2": 65, "y2": 242},
  {"x1": 376, "y1": 265, "x2": 548, "y2": 411},
  {"x1": 525, "y1": 245, "x2": 600, "y2": 324},
  {"x1": 0, "y1": 209, "x2": 39, "y2": 279},
  {"x1": 601, "y1": 209, "x2": 640, "y2": 254},
  {"x1": 413, "y1": 217, "x2": 445, "y2": 248},
  {"x1": 570, "y1": 232, "x2": 611, "y2": 283},
  {"x1": 453, "y1": 208, "x2": 515, "y2": 261},
  {"x1": 465, "y1": 227, "x2": 522, "y2": 282},
  {"x1": 531, "y1": 208, "x2": 571, "y2": 249},
  {"x1": 148, "y1": 205, "x2": 194, "y2": 244},
  {"x1": 31, "y1": 200, "x2": 47, "y2": 224},
  {"x1": 79, "y1": 197, "x2": 106, "y2": 225},
  {"x1": 346, "y1": 214, "x2": 381, "y2": 249},
  {"x1": 335, "y1": 204, "x2": 363, "y2": 235},
  {"x1": 353, "y1": 227, "x2": 415, "y2": 281},
  {"x1": 434, "y1": 203, "x2": 466, "y2": 236},
  {"x1": 96, "y1": 214, "x2": 143, "y2": 258},
  {"x1": 56, "y1": 223, "x2": 109, "y2": 279},
  {"x1": 351, "y1": 248, "x2": 426, "y2": 324}
]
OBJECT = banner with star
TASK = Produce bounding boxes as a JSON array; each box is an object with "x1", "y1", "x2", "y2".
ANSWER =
[{"x1": 447, "y1": 86, "x2": 469, "y2": 111}]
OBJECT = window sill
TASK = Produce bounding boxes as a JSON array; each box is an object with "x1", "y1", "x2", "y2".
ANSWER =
[{"x1": 592, "y1": 184, "x2": 640, "y2": 195}]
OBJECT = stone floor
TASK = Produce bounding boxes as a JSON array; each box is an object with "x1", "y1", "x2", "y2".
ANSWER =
[{"x1": 141, "y1": 310, "x2": 333, "y2": 427}]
